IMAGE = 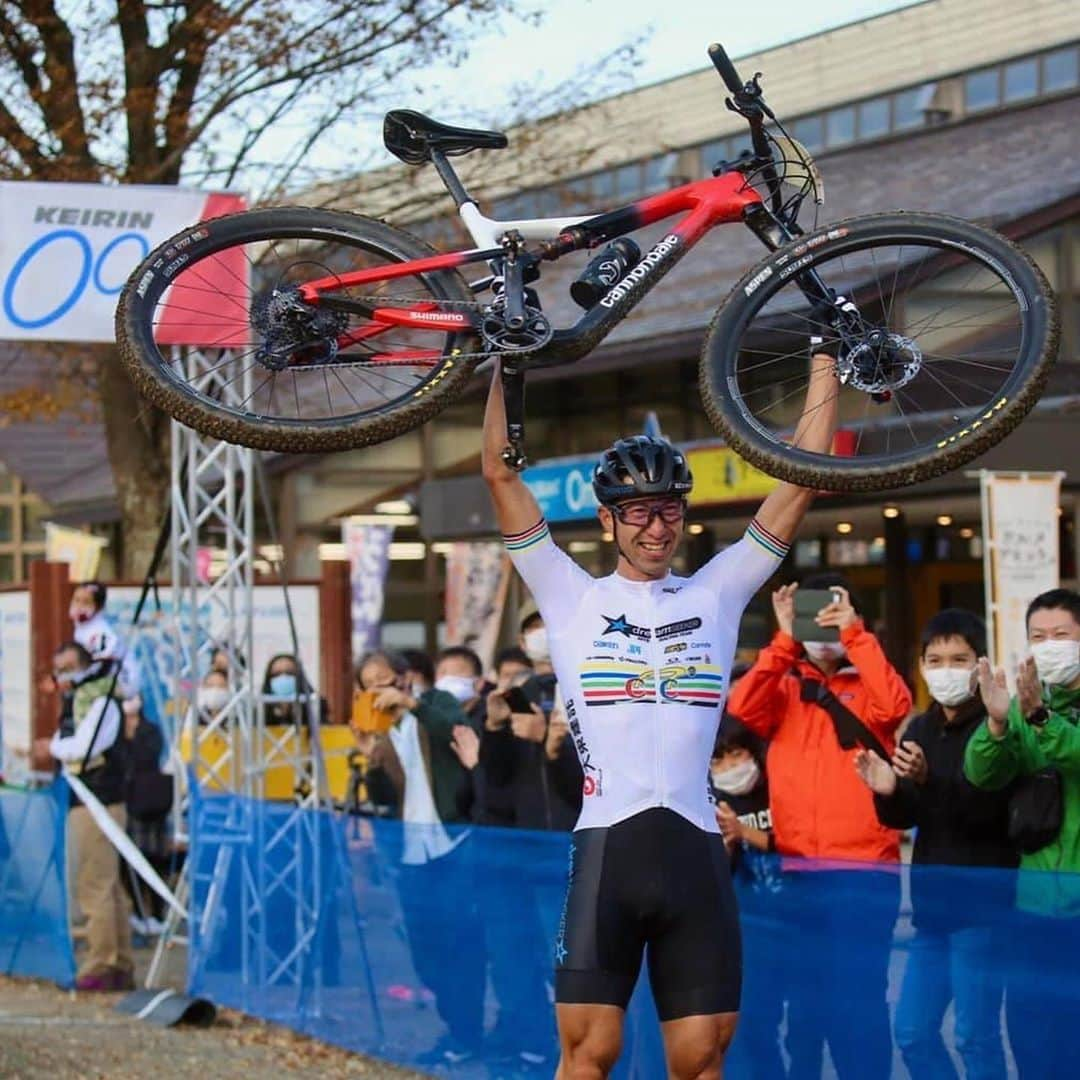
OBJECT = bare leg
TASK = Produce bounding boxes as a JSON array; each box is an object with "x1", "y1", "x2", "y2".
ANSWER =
[
  {"x1": 555, "y1": 1003, "x2": 625, "y2": 1080},
  {"x1": 660, "y1": 1012, "x2": 739, "y2": 1080}
]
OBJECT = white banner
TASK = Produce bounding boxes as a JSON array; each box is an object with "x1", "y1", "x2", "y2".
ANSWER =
[
  {"x1": 0, "y1": 181, "x2": 243, "y2": 343},
  {"x1": 342, "y1": 522, "x2": 394, "y2": 662},
  {"x1": 0, "y1": 590, "x2": 31, "y2": 785},
  {"x1": 444, "y1": 542, "x2": 510, "y2": 673},
  {"x1": 981, "y1": 470, "x2": 1064, "y2": 676}
]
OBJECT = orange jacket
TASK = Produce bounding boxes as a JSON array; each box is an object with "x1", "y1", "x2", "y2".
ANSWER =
[{"x1": 727, "y1": 622, "x2": 912, "y2": 862}]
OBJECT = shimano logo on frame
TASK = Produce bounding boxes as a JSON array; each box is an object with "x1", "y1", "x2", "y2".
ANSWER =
[{"x1": 599, "y1": 234, "x2": 680, "y2": 308}]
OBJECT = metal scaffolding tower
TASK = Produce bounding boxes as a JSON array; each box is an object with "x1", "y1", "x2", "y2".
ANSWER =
[{"x1": 147, "y1": 346, "x2": 327, "y2": 1009}]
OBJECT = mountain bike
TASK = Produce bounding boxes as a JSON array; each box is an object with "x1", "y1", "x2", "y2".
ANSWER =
[{"x1": 115, "y1": 43, "x2": 1058, "y2": 491}]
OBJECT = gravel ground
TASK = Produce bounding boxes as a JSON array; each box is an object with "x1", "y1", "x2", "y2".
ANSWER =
[{"x1": 0, "y1": 974, "x2": 427, "y2": 1080}]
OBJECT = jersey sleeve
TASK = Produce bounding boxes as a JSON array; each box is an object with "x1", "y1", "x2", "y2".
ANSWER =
[
  {"x1": 693, "y1": 517, "x2": 791, "y2": 614},
  {"x1": 503, "y1": 518, "x2": 592, "y2": 629}
]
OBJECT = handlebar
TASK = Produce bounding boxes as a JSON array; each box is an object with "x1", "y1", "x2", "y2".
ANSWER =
[{"x1": 708, "y1": 42, "x2": 744, "y2": 95}]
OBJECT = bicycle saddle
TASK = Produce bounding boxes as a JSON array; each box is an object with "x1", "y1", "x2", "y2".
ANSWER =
[{"x1": 383, "y1": 109, "x2": 508, "y2": 165}]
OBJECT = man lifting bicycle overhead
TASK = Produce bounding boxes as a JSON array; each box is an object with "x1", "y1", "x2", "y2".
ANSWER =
[{"x1": 482, "y1": 348, "x2": 838, "y2": 1080}]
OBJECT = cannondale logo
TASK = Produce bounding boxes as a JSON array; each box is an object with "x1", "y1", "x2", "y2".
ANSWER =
[{"x1": 599, "y1": 234, "x2": 680, "y2": 308}]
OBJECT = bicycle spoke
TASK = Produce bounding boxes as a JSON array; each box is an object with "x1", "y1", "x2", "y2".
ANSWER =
[
  {"x1": 724, "y1": 229, "x2": 1034, "y2": 473},
  {"x1": 138, "y1": 226, "x2": 471, "y2": 427}
]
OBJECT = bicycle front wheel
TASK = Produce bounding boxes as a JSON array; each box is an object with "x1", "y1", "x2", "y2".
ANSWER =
[
  {"x1": 116, "y1": 207, "x2": 480, "y2": 453},
  {"x1": 700, "y1": 212, "x2": 1058, "y2": 491}
]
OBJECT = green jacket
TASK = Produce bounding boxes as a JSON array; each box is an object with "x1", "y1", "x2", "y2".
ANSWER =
[
  {"x1": 367, "y1": 688, "x2": 476, "y2": 825},
  {"x1": 964, "y1": 682, "x2": 1080, "y2": 915}
]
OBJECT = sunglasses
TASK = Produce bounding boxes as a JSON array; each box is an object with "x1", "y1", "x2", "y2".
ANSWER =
[{"x1": 610, "y1": 498, "x2": 687, "y2": 527}]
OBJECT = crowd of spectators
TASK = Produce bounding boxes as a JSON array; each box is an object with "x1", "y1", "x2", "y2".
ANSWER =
[{"x1": 22, "y1": 572, "x2": 1080, "y2": 1073}]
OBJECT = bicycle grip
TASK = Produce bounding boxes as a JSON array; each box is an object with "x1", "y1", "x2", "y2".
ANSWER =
[{"x1": 708, "y1": 43, "x2": 744, "y2": 94}]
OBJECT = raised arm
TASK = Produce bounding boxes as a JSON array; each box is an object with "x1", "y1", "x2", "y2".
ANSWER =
[
  {"x1": 753, "y1": 353, "x2": 839, "y2": 543},
  {"x1": 482, "y1": 363, "x2": 543, "y2": 536}
]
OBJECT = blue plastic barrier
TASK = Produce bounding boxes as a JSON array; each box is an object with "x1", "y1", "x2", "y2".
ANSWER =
[
  {"x1": 187, "y1": 793, "x2": 1080, "y2": 1078},
  {"x1": 0, "y1": 780, "x2": 75, "y2": 987}
]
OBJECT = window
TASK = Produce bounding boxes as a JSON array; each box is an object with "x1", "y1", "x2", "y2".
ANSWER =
[
  {"x1": 825, "y1": 105, "x2": 856, "y2": 147},
  {"x1": 590, "y1": 170, "x2": 614, "y2": 201},
  {"x1": 613, "y1": 162, "x2": 640, "y2": 200},
  {"x1": 644, "y1": 153, "x2": 676, "y2": 192},
  {"x1": 699, "y1": 138, "x2": 733, "y2": 175},
  {"x1": 1043, "y1": 46, "x2": 1080, "y2": 93},
  {"x1": 791, "y1": 114, "x2": 824, "y2": 152},
  {"x1": 0, "y1": 505, "x2": 11, "y2": 543},
  {"x1": 1004, "y1": 57, "x2": 1039, "y2": 102},
  {"x1": 893, "y1": 85, "x2": 931, "y2": 130},
  {"x1": 857, "y1": 97, "x2": 890, "y2": 140},
  {"x1": 965, "y1": 68, "x2": 1000, "y2": 112},
  {"x1": 0, "y1": 555, "x2": 13, "y2": 583},
  {"x1": 23, "y1": 501, "x2": 46, "y2": 542}
]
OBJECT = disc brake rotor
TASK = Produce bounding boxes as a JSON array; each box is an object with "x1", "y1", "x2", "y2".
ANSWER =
[{"x1": 839, "y1": 330, "x2": 922, "y2": 394}]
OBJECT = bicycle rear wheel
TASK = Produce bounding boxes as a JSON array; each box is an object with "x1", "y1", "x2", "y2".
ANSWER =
[
  {"x1": 116, "y1": 207, "x2": 480, "y2": 453},
  {"x1": 699, "y1": 212, "x2": 1058, "y2": 491}
]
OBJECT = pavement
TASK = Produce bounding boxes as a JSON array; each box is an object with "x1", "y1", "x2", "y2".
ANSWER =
[{"x1": 0, "y1": 936, "x2": 426, "y2": 1080}]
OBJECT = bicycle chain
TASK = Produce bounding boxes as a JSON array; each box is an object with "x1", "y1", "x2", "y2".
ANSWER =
[{"x1": 324, "y1": 293, "x2": 535, "y2": 369}]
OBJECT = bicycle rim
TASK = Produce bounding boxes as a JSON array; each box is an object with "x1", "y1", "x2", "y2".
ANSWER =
[
  {"x1": 710, "y1": 219, "x2": 1053, "y2": 483},
  {"x1": 133, "y1": 222, "x2": 475, "y2": 429}
]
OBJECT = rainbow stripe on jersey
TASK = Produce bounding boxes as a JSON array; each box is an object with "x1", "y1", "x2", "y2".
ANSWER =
[
  {"x1": 503, "y1": 519, "x2": 550, "y2": 553},
  {"x1": 746, "y1": 518, "x2": 790, "y2": 560},
  {"x1": 580, "y1": 660, "x2": 726, "y2": 709},
  {"x1": 580, "y1": 659, "x2": 655, "y2": 706}
]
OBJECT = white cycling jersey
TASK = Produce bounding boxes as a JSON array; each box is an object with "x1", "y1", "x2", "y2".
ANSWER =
[{"x1": 504, "y1": 517, "x2": 789, "y2": 833}]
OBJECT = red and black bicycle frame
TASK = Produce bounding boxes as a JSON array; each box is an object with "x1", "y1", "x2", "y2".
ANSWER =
[{"x1": 294, "y1": 170, "x2": 784, "y2": 370}]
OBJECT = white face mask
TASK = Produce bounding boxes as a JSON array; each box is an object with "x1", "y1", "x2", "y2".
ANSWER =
[
  {"x1": 923, "y1": 665, "x2": 976, "y2": 707},
  {"x1": 803, "y1": 641, "x2": 845, "y2": 663},
  {"x1": 198, "y1": 686, "x2": 230, "y2": 713},
  {"x1": 1031, "y1": 640, "x2": 1080, "y2": 687},
  {"x1": 435, "y1": 674, "x2": 477, "y2": 704},
  {"x1": 711, "y1": 758, "x2": 761, "y2": 796},
  {"x1": 523, "y1": 626, "x2": 550, "y2": 663}
]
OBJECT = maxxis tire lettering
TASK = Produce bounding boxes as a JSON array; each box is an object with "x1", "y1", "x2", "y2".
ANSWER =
[{"x1": 115, "y1": 207, "x2": 481, "y2": 454}]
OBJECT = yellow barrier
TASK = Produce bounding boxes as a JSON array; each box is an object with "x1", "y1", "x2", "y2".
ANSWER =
[{"x1": 180, "y1": 722, "x2": 361, "y2": 803}]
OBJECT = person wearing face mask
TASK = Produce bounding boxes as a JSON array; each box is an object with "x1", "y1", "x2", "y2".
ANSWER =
[
  {"x1": 480, "y1": 601, "x2": 582, "y2": 832},
  {"x1": 33, "y1": 642, "x2": 135, "y2": 991},
  {"x1": 965, "y1": 587, "x2": 1080, "y2": 883},
  {"x1": 119, "y1": 696, "x2": 174, "y2": 937},
  {"x1": 196, "y1": 669, "x2": 231, "y2": 723},
  {"x1": 963, "y1": 587, "x2": 1080, "y2": 1076},
  {"x1": 709, "y1": 709, "x2": 787, "y2": 1080},
  {"x1": 260, "y1": 652, "x2": 330, "y2": 726},
  {"x1": 728, "y1": 573, "x2": 911, "y2": 862},
  {"x1": 355, "y1": 649, "x2": 484, "y2": 1067},
  {"x1": 855, "y1": 610, "x2": 1015, "y2": 1080},
  {"x1": 726, "y1": 573, "x2": 910, "y2": 1080},
  {"x1": 68, "y1": 581, "x2": 142, "y2": 701}
]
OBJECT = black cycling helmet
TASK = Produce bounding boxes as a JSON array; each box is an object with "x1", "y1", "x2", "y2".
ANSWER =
[{"x1": 592, "y1": 435, "x2": 693, "y2": 506}]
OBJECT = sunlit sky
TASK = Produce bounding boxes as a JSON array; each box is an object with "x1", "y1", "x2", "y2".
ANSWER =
[
  {"x1": 275, "y1": 0, "x2": 920, "y2": 184},
  {"x1": 427, "y1": 0, "x2": 919, "y2": 106}
]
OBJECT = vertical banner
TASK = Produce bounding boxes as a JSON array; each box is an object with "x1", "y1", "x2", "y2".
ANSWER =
[
  {"x1": 342, "y1": 522, "x2": 394, "y2": 662},
  {"x1": 444, "y1": 542, "x2": 510, "y2": 672},
  {"x1": 981, "y1": 470, "x2": 1064, "y2": 676}
]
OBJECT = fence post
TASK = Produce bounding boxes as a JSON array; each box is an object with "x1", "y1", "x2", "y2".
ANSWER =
[
  {"x1": 319, "y1": 559, "x2": 352, "y2": 725},
  {"x1": 29, "y1": 560, "x2": 73, "y2": 741}
]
